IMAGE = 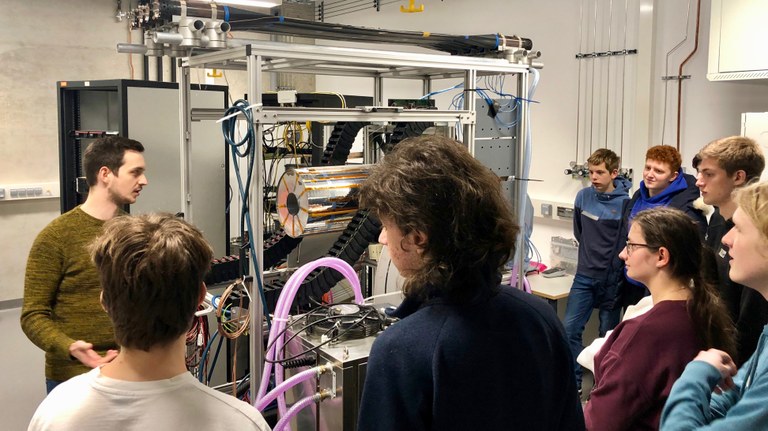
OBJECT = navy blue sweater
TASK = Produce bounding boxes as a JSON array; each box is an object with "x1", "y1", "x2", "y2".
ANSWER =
[
  {"x1": 574, "y1": 177, "x2": 631, "y2": 279},
  {"x1": 357, "y1": 285, "x2": 585, "y2": 431}
]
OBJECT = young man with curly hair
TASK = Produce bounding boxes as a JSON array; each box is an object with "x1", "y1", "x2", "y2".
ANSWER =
[{"x1": 356, "y1": 135, "x2": 584, "y2": 431}]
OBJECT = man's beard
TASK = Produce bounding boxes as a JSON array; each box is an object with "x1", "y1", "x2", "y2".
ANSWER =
[{"x1": 108, "y1": 188, "x2": 134, "y2": 206}]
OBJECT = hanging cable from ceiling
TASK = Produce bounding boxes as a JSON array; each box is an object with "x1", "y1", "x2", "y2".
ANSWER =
[
  {"x1": 603, "y1": 0, "x2": 614, "y2": 151},
  {"x1": 588, "y1": 0, "x2": 598, "y2": 156},
  {"x1": 618, "y1": 0, "x2": 629, "y2": 161},
  {"x1": 571, "y1": 0, "x2": 638, "y2": 180},
  {"x1": 575, "y1": 0, "x2": 585, "y2": 165}
]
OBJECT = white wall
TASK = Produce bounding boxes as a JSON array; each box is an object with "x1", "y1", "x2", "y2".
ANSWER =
[
  {"x1": 0, "y1": 3, "x2": 138, "y2": 428},
  {"x1": 0, "y1": 1, "x2": 138, "y2": 303},
  {"x1": 652, "y1": 0, "x2": 768, "y2": 166}
]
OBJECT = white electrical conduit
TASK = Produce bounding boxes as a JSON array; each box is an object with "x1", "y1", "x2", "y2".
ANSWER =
[{"x1": 660, "y1": 0, "x2": 693, "y2": 146}]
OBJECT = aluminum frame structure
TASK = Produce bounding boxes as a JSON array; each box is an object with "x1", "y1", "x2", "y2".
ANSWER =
[{"x1": 176, "y1": 39, "x2": 540, "y2": 402}]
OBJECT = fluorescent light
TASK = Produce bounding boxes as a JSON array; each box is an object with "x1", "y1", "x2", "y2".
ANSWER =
[{"x1": 209, "y1": 0, "x2": 280, "y2": 7}]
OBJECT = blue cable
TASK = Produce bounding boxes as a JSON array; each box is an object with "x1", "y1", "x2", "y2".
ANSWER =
[
  {"x1": 419, "y1": 82, "x2": 463, "y2": 100},
  {"x1": 221, "y1": 99, "x2": 272, "y2": 328},
  {"x1": 198, "y1": 330, "x2": 219, "y2": 382},
  {"x1": 207, "y1": 332, "x2": 226, "y2": 383}
]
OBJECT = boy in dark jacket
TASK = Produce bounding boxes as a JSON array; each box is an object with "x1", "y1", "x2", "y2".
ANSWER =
[
  {"x1": 357, "y1": 135, "x2": 584, "y2": 431},
  {"x1": 696, "y1": 135, "x2": 767, "y2": 365}
]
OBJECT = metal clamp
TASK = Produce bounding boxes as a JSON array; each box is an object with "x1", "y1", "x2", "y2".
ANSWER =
[
  {"x1": 661, "y1": 75, "x2": 691, "y2": 81},
  {"x1": 575, "y1": 49, "x2": 638, "y2": 59}
]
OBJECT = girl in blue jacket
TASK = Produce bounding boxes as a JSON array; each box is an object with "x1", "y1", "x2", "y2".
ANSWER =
[{"x1": 661, "y1": 181, "x2": 768, "y2": 430}]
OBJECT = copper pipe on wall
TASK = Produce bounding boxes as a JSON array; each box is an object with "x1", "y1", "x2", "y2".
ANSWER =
[{"x1": 676, "y1": 0, "x2": 701, "y2": 151}]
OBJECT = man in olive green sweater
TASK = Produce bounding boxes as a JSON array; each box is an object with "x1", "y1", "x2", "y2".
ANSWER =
[{"x1": 21, "y1": 136, "x2": 148, "y2": 393}]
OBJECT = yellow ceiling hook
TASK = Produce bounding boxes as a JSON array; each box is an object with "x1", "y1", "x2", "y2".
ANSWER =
[
  {"x1": 206, "y1": 68, "x2": 223, "y2": 78},
  {"x1": 400, "y1": 0, "x2": 424, "y2": 13}
]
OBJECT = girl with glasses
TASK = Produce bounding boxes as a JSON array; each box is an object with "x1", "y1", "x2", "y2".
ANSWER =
[{"x1": 584, "y1": 207, "x2": 735, "y2": 430}]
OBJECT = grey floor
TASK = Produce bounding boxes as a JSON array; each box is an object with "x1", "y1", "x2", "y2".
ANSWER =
[{"x1": 0, "y1": 306, "x2": 47, "y2": 430}]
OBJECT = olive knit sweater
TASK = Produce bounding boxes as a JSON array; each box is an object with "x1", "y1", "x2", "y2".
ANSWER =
[{"x1": 21, "y1": 206, "x2": 117, "y2": 382}]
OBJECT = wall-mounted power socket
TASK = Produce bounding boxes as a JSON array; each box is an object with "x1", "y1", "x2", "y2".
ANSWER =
[
  {"x1": 541, "y1": 203, "x2": 553, "y2": 217},
  {"x1": 531, "y1": 198, "x2": 574, "y2": 222},
  {"x1": 557, "y1": 206, "x2": 575, "y2": 219},
  {"x1": 0, "y1": 182, "x2": 59, "y2": 202}
]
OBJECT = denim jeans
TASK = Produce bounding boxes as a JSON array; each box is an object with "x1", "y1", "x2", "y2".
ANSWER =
[
  {"x1": 563, "y1": 273, "x2": 621, "y2": 388},
  {"x1": 45, "y1": 379, "x2": 62, "y2": 394}
]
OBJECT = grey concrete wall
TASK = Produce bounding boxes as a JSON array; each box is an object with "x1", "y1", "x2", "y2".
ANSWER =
[{"x1": 0, "y1": 0, "x2": 137, "y2": 302}]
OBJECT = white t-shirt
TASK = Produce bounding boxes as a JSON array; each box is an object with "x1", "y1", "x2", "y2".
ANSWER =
[
  {"x1": 577, "y1": 295, "x2": 655, "y2": 373},
  {"x1": 28, "y1": 367, "x2": 271, "y2": 431}
]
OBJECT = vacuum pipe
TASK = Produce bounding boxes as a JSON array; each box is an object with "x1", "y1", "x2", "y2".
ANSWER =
[
  {"x1": 153, "y1": 31, "x2": 184, "y2": 45},
  {"x1": 116, "y1": 43, "x2": 148, "y2": 54}
]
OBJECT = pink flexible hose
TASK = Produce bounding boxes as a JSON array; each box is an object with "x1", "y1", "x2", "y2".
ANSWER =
[{"x1": 256, "y1": 257, "x2": 363, "y2": 430}]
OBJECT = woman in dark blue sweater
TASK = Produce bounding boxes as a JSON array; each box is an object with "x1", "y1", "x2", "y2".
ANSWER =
[{"x1": 356, "y1": 135, "x2": 584, "y2": 431}]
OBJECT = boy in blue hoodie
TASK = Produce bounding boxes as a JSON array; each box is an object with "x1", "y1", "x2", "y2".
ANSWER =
[
  {"x1": 614, "y1": 145, "x2": 707, "y2": 308},
  {"x1": 564, "y1": 148, "x2": 630, "y2": 394}
]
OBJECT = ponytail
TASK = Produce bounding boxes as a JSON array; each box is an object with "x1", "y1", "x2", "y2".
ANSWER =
[{"x1": 687, "y1": 246, "x2": 737, "y2": 361}]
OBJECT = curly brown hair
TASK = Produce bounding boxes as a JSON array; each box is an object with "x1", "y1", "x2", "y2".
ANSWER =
[
  {"x1": 645, "y1": 145, "x2": 682, "y2": 174},
  {"x1": 359, "y1": 135, "x2": 519, "y2": 302}
]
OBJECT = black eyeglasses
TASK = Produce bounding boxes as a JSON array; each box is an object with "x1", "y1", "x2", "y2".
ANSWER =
[{"x1": 625, "y1": 241, "x2": 659, "y2": 256}]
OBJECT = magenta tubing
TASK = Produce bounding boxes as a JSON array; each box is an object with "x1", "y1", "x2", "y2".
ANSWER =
[
  {"x1": 273, "y1": 394, "x2": 319, "y2": 431},
  {"x1": 272, "y1": 257, "x2": 362, "y2": 423},
  {"x1": 255, "y1": 366, "x2": 320, "y2": 411},
  {"x1": 256, "y1": 257, "x2": 363, "y2": 425}
]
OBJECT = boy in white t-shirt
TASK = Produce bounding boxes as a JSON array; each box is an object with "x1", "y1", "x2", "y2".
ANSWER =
[{"x1": 28, "y1": 214, "x2": 270, "y2": 431}]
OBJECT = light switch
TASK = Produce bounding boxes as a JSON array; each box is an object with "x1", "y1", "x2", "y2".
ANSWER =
[{"x1": 541, "y1": 203, "x2": 553, "y2": 217}]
